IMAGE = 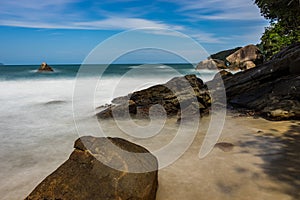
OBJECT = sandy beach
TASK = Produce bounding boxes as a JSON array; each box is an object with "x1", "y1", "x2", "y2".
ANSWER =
[
  {"x1": 157, "y1": 114, "x2": 300, "y2": 200},
  {"x1": 1, "y1": 112, "x2": 299, "y2": 200}
]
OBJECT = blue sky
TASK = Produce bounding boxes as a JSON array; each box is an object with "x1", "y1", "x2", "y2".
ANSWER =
[{"x1": 0, "y1": 0, "x2": 269, "y2": 64}]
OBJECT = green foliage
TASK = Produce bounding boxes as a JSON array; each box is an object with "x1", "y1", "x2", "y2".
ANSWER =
[
  {"x1": 254, "y1": 0, "x2": 300, "y2": 59},
  {"x1": 254, "y1": 0, "x2": 300, "y2": 27},
  {"x1": 261, "y1": 23, "x2": 299, "y2": 59}
]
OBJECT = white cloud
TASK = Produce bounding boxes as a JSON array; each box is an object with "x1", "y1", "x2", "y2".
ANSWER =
[
  {"x1": 0, "y1": 20, "x2": 71, "y2": 29},
  {"x1": 0, "y1": 0, "x2": 81, "y2": 23},
  {"x1": 73, "y1": 18, "x2": 180, "y2": 30},
  {"x1": 191, "y1": 33, "x2": 225, "y2": 44},
  {"x1": 144, "y1": 29, "x2": 186, "y2": 37},
  {"x1": 0, "y1": 0, "x2": 76, "y2": 10},
  {"x1": 0, "y1": 1, "x2": 181, "y2": 31},
  {"x1": 0, "y1": 0, "x2": 259, "y2": 45},
  {"x1": 185, "y1": 12, "x2": 262, "y2": 21},
  {"x1": 0, "y1": 17, "x2": 227, "y2": 44},
  {"x1": 0, "y1": 17, "x2": 181, "y2": 30},
  {"x1": 160, "y1": 0, "x2": 265, "y2": 21}
]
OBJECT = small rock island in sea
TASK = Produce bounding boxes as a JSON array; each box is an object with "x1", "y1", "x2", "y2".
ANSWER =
[{"x1": 37, "y1": 62, "x2": 54, "y2": 72}]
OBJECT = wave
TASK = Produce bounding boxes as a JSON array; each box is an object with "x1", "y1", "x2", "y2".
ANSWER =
[
  {"x1": 28, "y1": 69, "x2": 62, "y2": 73},
  {"x1": 128, "y1": 65, "x2": 172, "y2": 69},
  {"x1": 0, "y1": 72, "x2": 215, "y2": 199}
]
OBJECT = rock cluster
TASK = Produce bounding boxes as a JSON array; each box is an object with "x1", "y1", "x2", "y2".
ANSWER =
[
  {"x1": 210, "y1": 47, "x2": 242, "y2": 61},
  {"x1": 212, "y1": 43, "x2": 300, "y2": 120},
  {"x1": 37, "y1": 62, "x2": 54, "y2": 72},
  {"x1": 197, "y1": 44, "x2": 263, "y2": 71},
  {"x1": 25, "y1": 136, "x2": 158, "y2": 200},
  {"x1": 196, "y1": 58, "x2": 227, "y2": 70},
  {"x1": 97, "y1": 74, "x2": 211, "y2": 121},
  {"x1": 226, "y1": 44, "x2": 263, "y2": 70}
]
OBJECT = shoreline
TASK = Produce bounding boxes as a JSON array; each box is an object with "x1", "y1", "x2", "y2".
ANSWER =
[
  {"x1": 157, "y1": 113, "x2": 300, "y2": 200},
  {"x1": 2, "y1": 112, "x2": 299, "y2": 200}
]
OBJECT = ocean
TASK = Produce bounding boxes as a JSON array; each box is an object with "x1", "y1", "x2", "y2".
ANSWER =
[
  {"x1": 0, "y1": 64, "x2": 217, "y2": 199},
  {"x1": 0, "y1": 64, "x2": 294, "y2": 200},
  {"x1": 0, "y1": 64, "x2": 215, "y2": 80}
]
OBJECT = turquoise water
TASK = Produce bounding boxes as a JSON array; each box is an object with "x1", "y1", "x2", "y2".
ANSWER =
[{"x1": 0, "y1": 63, "x2": 211, "y2": 81}]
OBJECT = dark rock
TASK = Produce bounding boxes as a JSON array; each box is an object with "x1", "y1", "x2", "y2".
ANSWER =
[
  {"x1": 214, "y1": 142, "x2": 234, "y2": 152},
  {"x1": 216, "y1": 43, "x2": 300, "y2": 120},
  {"x1": 269, "y1": 43, "x2": 300, "y2": 61},
  {"x1": 97, "y1": 74, "x2": 211, "y2": 120},
  {"x1": 37, "y1": 62, "x2": 54, "y2": 72},
  {"x1": 257, "y1": 130, "x2": 264, "y2": 134},
  {"x1": 226, "y1": 44, "x2": 263, "y2": 70},
  {"x1": 25, "y1": 136, "x2": 158, "y2": 200},
  {"x1": 289, "y1": 57, "x2": 300, "y2": 74}
]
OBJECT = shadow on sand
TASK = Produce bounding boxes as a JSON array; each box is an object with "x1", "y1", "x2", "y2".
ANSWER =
[{"x1": 239, "y1": 121, "x2": 300, "y2": 199}]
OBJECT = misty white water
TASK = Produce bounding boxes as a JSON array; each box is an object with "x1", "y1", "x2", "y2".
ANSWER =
[
  {"x1": 0, "y1": 66, "x2": 298, "y2": 200},
  {"x1": 0, "y1": 68, "x2": 213, "y2": 199}
]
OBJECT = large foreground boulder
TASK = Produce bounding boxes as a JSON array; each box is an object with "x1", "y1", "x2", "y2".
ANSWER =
[
  {"x1": 97, "y1": 74, "x2": 211, "y2": 120},
  {"x1": 25, "y1": 136, "x2": 158, "y2": 200},
  {"x1": 214, "y1": 43, "x2": 300, "y2": 120},
  {"x1": 37, "y1": 62, "x2": 54, "y2": 72}
]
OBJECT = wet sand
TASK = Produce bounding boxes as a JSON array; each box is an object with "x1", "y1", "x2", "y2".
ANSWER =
[
  {"x1": 157, "y1": 115, "x2": 300, "y2": 200},
  {"x1": 1, "y1": 114, "x2": 299, "y2": 200}
]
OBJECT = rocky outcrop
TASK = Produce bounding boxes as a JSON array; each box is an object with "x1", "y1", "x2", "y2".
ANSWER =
[
  {"x1": 226, "y1": 44, "x2": 263, "y2": 70},
  {"x1": 37, "y1": 62, "x2": 53, "y2": 72},
  {"x1": 217, "y1": 43, "x2": 300, "y2": 120},
  {"x1": 97, "y1": 74, "x2": 211, "y2": 120},
  {"x1": 210, "y1": 47, "x2": 242, "y2": 61},
  {"x1": 197, "y1": 45, "x2": 263, "y2": 71},
  {"x1": 25, "y1": 136, "x2": 158, "y2": 200},
  {"x1": 196, "y1": 58, "x2": 227, "y2": 70}
]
